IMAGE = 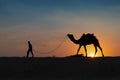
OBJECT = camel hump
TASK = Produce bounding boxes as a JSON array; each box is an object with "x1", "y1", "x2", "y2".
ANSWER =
[
  {"x1": 86, "y1": 33, "x2": 94, "y2": 37},
  {"x1": 82, "y1": 33, "x2": 94, "y2": 37},
  {"x1": 80, "y1": 33, "x2": 96, "y2": 40}
]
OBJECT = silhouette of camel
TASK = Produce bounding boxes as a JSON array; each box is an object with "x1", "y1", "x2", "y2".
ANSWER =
[{"x1": 67, "y1": 33, "x2": 104, "y2": 57}]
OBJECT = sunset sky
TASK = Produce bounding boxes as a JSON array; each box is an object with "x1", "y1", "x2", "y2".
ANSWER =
[{"x1": 0, "y1": 0, "x2": 120, "y2": 57}]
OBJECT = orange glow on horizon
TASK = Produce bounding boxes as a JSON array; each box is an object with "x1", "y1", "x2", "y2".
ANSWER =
[
  {"x1": 79, "y1": 44, "x2": 104, "y2": 57},
  {"x1": 89, "y1": 52, "x2": 95, "y2": 57}
]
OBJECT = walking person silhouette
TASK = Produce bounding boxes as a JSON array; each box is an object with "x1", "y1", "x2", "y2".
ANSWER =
[{"x1": 26, "y1": 41, "x2": 34, "y2": 58}]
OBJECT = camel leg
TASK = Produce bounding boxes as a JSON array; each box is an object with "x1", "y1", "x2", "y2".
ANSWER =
[
  {"x1": 84, "y1": 46, "x2": 87, "y2": 57},
  {"x1": 98, "y1": 45, "x2": 104, "y2": 57},
  {"x1": 94, "y1": 45, "x2": 97, "y2": 57},
  {"x1": 76, "y1": 45, "x2": 81, "y2": 55}
]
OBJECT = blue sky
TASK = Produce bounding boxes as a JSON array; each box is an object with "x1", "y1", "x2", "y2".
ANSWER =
[
  {"x1": 0, "y1": 0, "x2": 120, "y2": 57},
  {"x1": 0, "y1": 0, "x2": 120, "y2": 29},
  {"x1": 0, "y1": 0, "x2": 120, "y2": 27}
]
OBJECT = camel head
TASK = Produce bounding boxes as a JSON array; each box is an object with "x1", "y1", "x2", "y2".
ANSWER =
[
  {"x1": 67, "y1": 34, "x2": 73, "y2": 38},
  {"x1": 67, "y1": 34, "x2": 79, "y2": 44}
]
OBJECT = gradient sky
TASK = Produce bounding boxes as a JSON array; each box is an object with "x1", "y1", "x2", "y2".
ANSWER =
[{"x1": 0, "y1": 0, "x2": 120, "y2": 57}]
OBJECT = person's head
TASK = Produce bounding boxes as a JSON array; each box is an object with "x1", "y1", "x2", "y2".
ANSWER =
[{"x1": 28, "y1": 41, "x2": 30, "y2": 44}]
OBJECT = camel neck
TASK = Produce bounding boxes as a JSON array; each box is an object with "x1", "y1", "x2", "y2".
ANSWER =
[{"x1": 69, "y1": 36, "x2": 79, "y2": 44}]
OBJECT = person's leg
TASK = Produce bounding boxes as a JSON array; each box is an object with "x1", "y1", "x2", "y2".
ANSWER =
[
  {"x1": 27, "y1": 49, "x2": 30, "y2": 57},
  {"x1": 31, "y1": 50, "x2": 34, "y2": 57}
]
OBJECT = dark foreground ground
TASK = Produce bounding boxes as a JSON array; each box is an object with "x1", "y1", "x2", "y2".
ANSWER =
[{"x1": 0, "y1": 56, "x2": 120, "y2": 80}]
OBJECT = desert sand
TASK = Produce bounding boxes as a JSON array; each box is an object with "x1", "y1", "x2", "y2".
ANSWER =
[{"x1": 0, "y1": 56, "x2": 120, "y2": 80}]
